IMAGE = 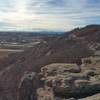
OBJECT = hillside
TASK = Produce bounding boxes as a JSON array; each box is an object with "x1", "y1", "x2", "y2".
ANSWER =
[{"x1": 0, "y1": 25, "x2": 100, "y2": 100}]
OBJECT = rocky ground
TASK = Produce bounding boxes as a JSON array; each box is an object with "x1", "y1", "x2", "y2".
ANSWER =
[
  {"x1": 35, "y1": 57, "x2": 100, "y2": 100},
  {"x1": 18, "y1": 56, "x2": 100, "y2": 100}
]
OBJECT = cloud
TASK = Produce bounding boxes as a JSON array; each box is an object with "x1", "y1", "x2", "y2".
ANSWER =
[{"x1": 0, "y1": 0, "x2": 100, "y2": 31}]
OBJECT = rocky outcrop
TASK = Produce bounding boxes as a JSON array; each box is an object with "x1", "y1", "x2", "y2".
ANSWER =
[
  {"x1": 18, "y1": 72, "x2": 44, "y2": 100},
  {"x1": 40, "y1": 63, "x2": 100, "y2": 99}
]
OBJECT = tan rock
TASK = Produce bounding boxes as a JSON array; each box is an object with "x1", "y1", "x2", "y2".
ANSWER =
[{"x1": 37, "y1": 86, "x2": 54, "y2": 100}]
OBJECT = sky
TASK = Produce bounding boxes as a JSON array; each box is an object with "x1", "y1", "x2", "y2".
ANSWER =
[{"x1": 0, "y1": 0, "x2": 100, "y2": 31}]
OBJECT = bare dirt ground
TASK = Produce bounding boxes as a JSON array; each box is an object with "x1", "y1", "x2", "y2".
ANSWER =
[{"x1": 0, "y1": 49, "x2": 23, "y2": 58}]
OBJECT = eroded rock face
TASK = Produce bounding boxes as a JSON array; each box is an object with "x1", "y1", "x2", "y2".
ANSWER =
[
  {"x1": 40, "y1": 63, "x2": 100, "y2": 99},
  {"x1": 18, "y1": 72, "x2": 44, "y2": 100},
  {"x1": 17, "y1": 62, "x2": 100, "y2": 100},
  {"x1": 41, "y1": 63, "x2": 81, "y2": 76}
]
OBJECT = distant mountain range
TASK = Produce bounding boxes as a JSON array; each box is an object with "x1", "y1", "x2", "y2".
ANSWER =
[{"x1": 0, "y1": 30, "x2": 64, "y2": 35}]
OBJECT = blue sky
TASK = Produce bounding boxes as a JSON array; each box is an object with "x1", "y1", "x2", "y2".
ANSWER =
[{"x1": 0, "y1": 0, "x2": 100, "y2": 31}]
